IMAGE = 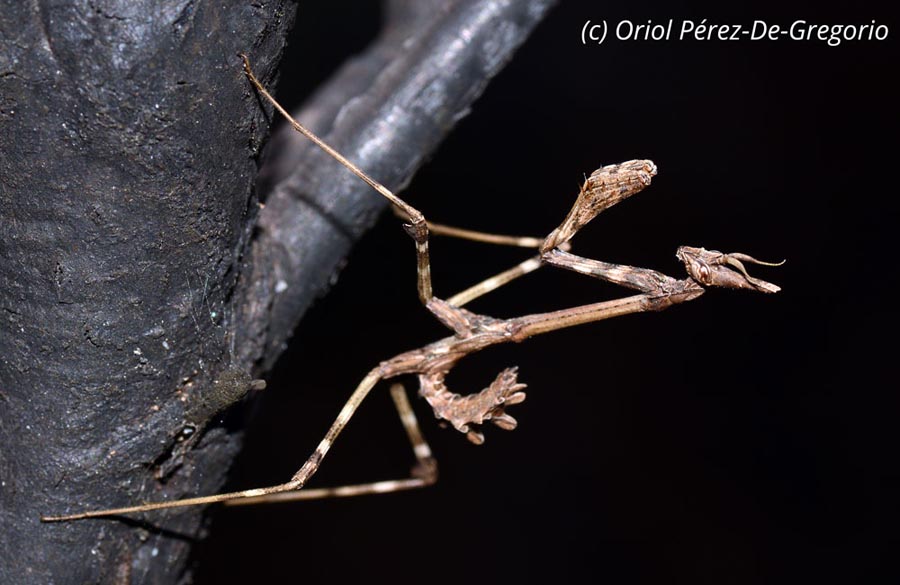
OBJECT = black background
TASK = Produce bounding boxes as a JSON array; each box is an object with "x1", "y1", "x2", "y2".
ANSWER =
[{"x1": 195, "y1": 1, "x2": 897, "y2": 583}]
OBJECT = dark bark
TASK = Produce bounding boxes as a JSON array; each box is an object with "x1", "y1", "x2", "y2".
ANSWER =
[{"x1": 0, "y1": 0, "x2": 554, "y2": 582}]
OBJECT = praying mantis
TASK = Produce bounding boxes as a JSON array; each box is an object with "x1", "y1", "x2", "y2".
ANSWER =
[{"x1": 40, "y1": 55, "x2": 782, "y2": 523}]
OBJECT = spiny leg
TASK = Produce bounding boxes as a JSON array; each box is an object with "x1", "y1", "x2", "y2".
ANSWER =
[
  {"x1": 509, "y1": 248, "x2": 782, "y2": 341},
  {"x1": 536, "y1": 161, "x2": 782, "y2": 295},
  {"x1": 541, "y1": 160, "x2": 657, "y2": 253},
  {"x1": 543, "y1": 248, "x2": 681, "y2": 295},
  {"x1": 535, "y1": 159, "x2": 704, "y2": 296},
  {"x1": 543, "y1": 242, "x2": 782, "y2": 296},
  {"x1": 401, "y1": 159, "x2": 663, "y2": 300},
  {"x1": 226, "y1": 383, "x2": 437, "y2": 506}
]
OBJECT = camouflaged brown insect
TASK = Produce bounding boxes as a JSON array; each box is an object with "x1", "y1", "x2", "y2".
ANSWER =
[{"x1": 41, "y1": 56, "x2": 781, "y2": 522}]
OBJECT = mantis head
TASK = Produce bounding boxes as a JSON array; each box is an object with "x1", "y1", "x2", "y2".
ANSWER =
[{"x1": 676, "y1": 246, "x2": 783, "y2": 294}]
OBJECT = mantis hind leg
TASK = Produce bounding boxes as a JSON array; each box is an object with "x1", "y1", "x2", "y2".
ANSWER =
[{"x1": 225, "y1": 383, "x2": 437, "y2": 507}]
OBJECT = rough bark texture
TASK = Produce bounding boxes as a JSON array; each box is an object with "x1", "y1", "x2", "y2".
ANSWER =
[{"x1": 0, "y1": 0, "x2": 555, "y2": 582}]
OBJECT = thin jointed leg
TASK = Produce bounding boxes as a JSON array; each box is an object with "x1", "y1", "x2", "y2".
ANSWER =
[
  {"x1": 40, "y1": 479, "x2": 302, "y2": 522},
  {"x1": 242, "y1": 54, "x2": 436, "y2": 305},
  {"x1": 448, "y1": 255, "x2": 544, "y2": 307},
  {"x1": 226, "y1": 384, "x2": 437, "y2": 506},
  {"x1": 406, "y1": 214, "x2": 575, "y2": 308},
  {"x1": 245, "y1": 54, "x2": 565, "y2": 313},
  {"x1": 542, "y1": 248, "x2": 682, "y2": 295},
  {"x1": 42, "y1": 369, "x2": 386, "y2": 521}
]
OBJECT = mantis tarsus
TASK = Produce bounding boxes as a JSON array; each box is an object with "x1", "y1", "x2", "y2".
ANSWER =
[{"x1": 41, "y1": 55, "x2": 782, "y2": 523}]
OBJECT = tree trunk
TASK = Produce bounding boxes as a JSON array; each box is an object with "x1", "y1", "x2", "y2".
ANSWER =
[{"x1": 0, "y1": 1, "x2": 555, "y2": 582}]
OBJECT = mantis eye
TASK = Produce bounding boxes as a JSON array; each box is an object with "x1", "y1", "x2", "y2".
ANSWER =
[{"x1": 698, "y1": 264, "x2": 711, "y2": 283}]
